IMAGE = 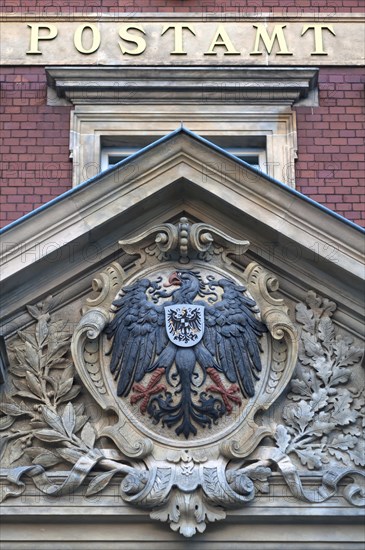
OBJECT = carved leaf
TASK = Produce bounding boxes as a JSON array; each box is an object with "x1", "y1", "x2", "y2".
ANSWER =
[
  {"x1": 74, "y1": 415, "x2": 88, "y2": 433},
  {"x1": 289, "y1": 378, "x2": 311, "y2": 399},
  {"x1": 327, "y1": 447, "x2": 348, "y2": 464},
  {"x1": 32, "y1": 450, "x2": 61, "y2": 468},
  {"x1": 58, "y1": 385, "x2": 81, "y2": 403},
  {"x1": 302, "y1": 333, "x2": 323, "y2": 359},
  {"x1": 36, "y1": 317, "x2": 49, "y2": 347},
  {"x1": 295, "y1": 401, "x2": 315, "y2": 433},
  {"x1": 282, "y1": 405, "x2": 298, "y2": 429},
  {"x1": 56, "y1": 447, "x2": 83, "y2": 465},
  {"x1": 12, "y1": 378, "x2": 29, "y2": 392},
  {"x1": 333, "y1": 340, "x2": 363, "y2": 367},
  {"x1": 26, "y1": 446, "x2": 51, "y2": 458},
  {"x1": 24, "y1": 342, "x2": 39, "y2": 370},
  {"x1": 40, "y1": 295, "x2": 54, "y2": 313},
  {"x1": 329, "y1": 389, "x2": 357, "y2": 426},
  {"x1": 321, "y1": 297, "x2": 336, "y2": 317},
  {"x1": 62, "y1": 403, "x2": 76, "y2": 437},
  {"x1": 343, "y1": 425, "x2": 361, "y2": 436},
  {"x1": 8, "y1": 437, "x2": 28, "y2": 463},
  {"x1": 86, "y1": 470, "x2": 117, "y2": 496},
  {"x1": 307, "y1": 418, "x2": 336, "y2": 436},
  {"x1": 48, "y1": 344, "x2": 71, "y2": 364},
  {"x1": 309, "y1": 388, "x2": 328, "y2": 412},
  {"x1": 305, "y1": 291, "x2": 322, "y2": 310},
  {"x1": 294, "y1": 448, "x2": 322, "y2": 470},
  {"x1": 295, "y1": 303, "x2": 315, "y2": 332},
  {"x1": 312, "y1": 357, "x2": 331, "y2": 385},
  {"x1": 0, "y1": 401, "x2": 28, "y2": 417},
  {"x1": 329, "y1": 365, "x2": 351, "y2": 386},
  {"x1": 199, "y1": 499, "x2": 226, "y2": 523},
  {"x1": 275, "y1": 425, "x2": 290, "y2": 453},
  {"x1": 8, "y1": 364, "x2": 27, "y2": 377},
  {"x1": 15, "y1": 347, "x2": 27, "y2": 366},
  {"x1": 328, "y1": 433, "x2": 357, "y2": 451},
  {"x1": 17, "y1": 331, "x2": 37, "y2": 349},
  {"x1": 34, "y1": 429, "x2": 68, "y2": 443},
  {"x1": 25, "y1": 371, "x2": 42, "y2": 398},
  {"x1": 58, "y1": 377, "x2": 74, "y2": 398},
  {"x1": 80, "y1": 422, "x2": 96, "y2": 448},
  {"x1": 317, "y1": 317, "x2": 335, "y2": 348},
  {"x1": 347, "y1": 440, "x2": 365, "y2": 467},
  {"x1": 15, "y1": 391, "x2": 43, "y2": 402},
  {"x1": 0, "y1": 415, "x2": 16, "y2": 430},
  {"x1": 26, "y1": 304, "x2": 41, "y2": 319},
  {"x1": 41, "y1": 406, "x2": 66, "y2": 435}
]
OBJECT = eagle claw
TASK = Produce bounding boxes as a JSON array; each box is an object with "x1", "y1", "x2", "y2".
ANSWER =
[
  {"x1": 206, "y1": 367, "x2": 242, "y2": 414},
  {"x1": 130, "y1": 368, "x2": 166, "y2": 414}
]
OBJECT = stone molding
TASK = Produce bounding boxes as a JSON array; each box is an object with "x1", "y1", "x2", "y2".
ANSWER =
[
  {"x1": 68, "y1": 103, "x2": 298, "y2": 186},
  {"x1": 46, "y1": 67, "x2": 318, "y2": 105}
]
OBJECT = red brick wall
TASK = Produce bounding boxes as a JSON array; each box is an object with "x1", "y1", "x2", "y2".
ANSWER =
[
  {"x1": 1, "y1": 64, "x2": 364, "y2": 227},
  {"x1": 1, "y1": 1, "x2": 364, "y2": 14},
  {"x1": 295, "y1": 67, "x2": 365, "y2": 225},
  {"x1": 0, "y1": 67, "x2": 72, "y2": 225}
]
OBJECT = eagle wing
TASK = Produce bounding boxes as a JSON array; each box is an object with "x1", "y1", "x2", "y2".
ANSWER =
[
  {"x1": 202, "y1": 279, "x2": 267, "y2": 398},
  {"x1": 105, "y1": 278, "x2": 168, "y2": 397}
]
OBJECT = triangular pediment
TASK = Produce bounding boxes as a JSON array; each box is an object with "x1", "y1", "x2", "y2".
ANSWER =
[
  {"x1": 1, "y1": 128, "x2": 363, "y2": 333},
  {"x1": 1, "y1": 128, "x2": 364, "y2": 541}
]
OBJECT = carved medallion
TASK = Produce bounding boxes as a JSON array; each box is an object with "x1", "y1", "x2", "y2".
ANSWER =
[{"x1": 105, "y1": 268, "x2": 267, "y2": 439}]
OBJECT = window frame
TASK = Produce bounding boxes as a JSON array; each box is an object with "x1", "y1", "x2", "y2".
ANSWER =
[{"x1": 70, "y1": 104, "x2": 297, "y2": 187}]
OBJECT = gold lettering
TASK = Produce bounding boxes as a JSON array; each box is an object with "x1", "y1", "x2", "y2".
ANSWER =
[
  {"x1": 204, "y1": 25, "x2": 240, "y2": 55},
  {"x1": 161, "y1": 24, "x2": 196, "y2": 55},
  {"x1": 118, "y1": 25, "x2": 146, "y2": 56},
  {"x1": 250, "y1": 24, "x2": 293, "y2": 55},
  {"x1": 74, "y1": 24, "x2": 100, "y2": 54},
  {"x1": 301, "y1": 24, "x2": 336, "y2": 55},
  {"x1": 26, "y1": 24, "x2": 58, "y2": 54}
]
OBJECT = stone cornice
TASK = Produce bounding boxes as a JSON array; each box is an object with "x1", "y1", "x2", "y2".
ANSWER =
[{"x1": 46, "y1": 66, "x2": 318, "y2": 105}]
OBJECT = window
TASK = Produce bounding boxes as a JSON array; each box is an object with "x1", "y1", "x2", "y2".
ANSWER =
[
  {"x1": 100, "y1": 135, "x2": 267, "y2": 173},
  {"x1": 46, "y1": 67, "x2": 318, "y2": 188}
]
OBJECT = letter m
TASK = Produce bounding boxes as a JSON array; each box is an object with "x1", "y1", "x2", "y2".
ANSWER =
[{"x1": 251, "y1": 24, "x2": 292, "y2": 55}]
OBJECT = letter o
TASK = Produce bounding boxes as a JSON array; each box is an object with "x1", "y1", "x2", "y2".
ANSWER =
[{"x1": 74, "y1": 24, "x2": 100, "y2": 54}]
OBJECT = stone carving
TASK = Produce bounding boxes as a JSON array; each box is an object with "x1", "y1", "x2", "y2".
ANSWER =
[
  {"x1": 106, "y1": 270, "x2": 267, "y2": 438},
  {"x1": 1, "y1": 220, "x2": 364, "y2": 536},
  {"x1": 275, "y1": 291, "x2": 365, "y2": 470}
]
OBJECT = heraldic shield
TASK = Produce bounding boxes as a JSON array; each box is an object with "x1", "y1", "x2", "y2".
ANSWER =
[
  {"x1": 4, "y1": 218, "x2": 362, "y2": 540},
  {"x1": 165, "y1": 304, "x2": 205, "y2": 347}
]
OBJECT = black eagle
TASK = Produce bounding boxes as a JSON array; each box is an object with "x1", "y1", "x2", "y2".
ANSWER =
[{"x1": 105, "y1": 270, "x2": 267, "y2": 438}]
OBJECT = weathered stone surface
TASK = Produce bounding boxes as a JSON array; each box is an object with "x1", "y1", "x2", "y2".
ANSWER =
[{"x1": 1, "y1": 14, "x2": 364, "y2": 66}]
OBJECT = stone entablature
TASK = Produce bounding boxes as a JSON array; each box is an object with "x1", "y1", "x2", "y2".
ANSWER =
[{"x1": 1, "y1": 14, "x2": 364, "y2": 66}]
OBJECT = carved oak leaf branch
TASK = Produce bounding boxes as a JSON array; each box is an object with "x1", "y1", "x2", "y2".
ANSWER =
[{"x1": 276, "y1": 292, "x2": 364, "y2": 470}]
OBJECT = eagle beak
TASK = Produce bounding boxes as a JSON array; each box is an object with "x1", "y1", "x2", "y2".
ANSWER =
[{"x1": 164, "y1": 271, "x2": 181, "y2": 287}]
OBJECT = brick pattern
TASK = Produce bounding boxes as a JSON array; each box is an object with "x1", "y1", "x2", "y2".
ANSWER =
[
  {"x1": 295, "y1": 67, "x2": 365, "y2": 225},
  {"x1": 0, "y1": 0, "x2": 364, "y2": 14},
  {"x1": 1, "y1": 65, "x2": 364, "y2": 227},
  {"x1": 0, "y1": 67, "x2": 72, "y2": 225}
]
